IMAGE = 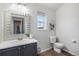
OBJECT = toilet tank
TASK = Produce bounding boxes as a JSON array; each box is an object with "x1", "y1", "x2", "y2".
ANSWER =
[{"x1": 50, "y1": 36, "x2": 56, "y2": 43}]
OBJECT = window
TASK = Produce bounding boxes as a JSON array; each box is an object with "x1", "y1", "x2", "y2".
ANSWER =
[{"x1": 37, "y1": 11, "x2": 47, "y2": 30}]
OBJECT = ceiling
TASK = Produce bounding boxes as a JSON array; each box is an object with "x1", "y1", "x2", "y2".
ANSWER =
[
  {"x1": 0, "y1": 3, "x2": 63, "y2": 10},
  {"x1": 24, "y1": 3, "x2": 63, "y2": 10},
  {"x1": 38, "y1": 3, "x2": 63, "y2": 9}
]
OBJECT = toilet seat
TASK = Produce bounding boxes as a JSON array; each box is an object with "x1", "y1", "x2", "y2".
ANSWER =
[
  {"x1": 49, "y1": 36, "x2": 64, "y2": 53},
  {"x1": 54, "y1": 43, "x2": 64, "y2": 49}
]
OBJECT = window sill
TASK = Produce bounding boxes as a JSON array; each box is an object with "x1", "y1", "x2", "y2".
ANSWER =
[{"x1": 37, "y1": 28, "x2": 47, "y2": 31}]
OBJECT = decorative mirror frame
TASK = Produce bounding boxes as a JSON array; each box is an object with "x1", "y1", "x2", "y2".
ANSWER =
[{"x1": 11, "y1": 14, "x2": 25, "y2": 34}]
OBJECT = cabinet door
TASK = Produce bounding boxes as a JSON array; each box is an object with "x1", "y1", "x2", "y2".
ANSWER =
[
  {"x1": 21, "y1": 43, "x2": 37, "y2": 56},
  {"x1": 0, "y1": 47, "x2": 20, "y2": 56}
]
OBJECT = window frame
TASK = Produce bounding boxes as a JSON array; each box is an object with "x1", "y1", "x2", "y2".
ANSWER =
[{"x1": 36, "y1": 11, "x2": 47, "y2": 30}]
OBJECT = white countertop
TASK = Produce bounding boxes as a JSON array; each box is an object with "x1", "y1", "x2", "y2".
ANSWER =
[{"x1": 0, "y1": 39, "x2": 37, "y2": 49}]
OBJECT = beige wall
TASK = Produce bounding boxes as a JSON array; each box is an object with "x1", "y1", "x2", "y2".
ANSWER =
[
  {"x1": 56, "y1": 3, "x2": 79, "y2": 55},
  {"x1": 27, "y1": 4, "x2": 56, "y2": 51},
  {"x1": 0, "y1": 4, "x2": 10, "y2": 41},
  {"x1": 0, "y1": 10, "x2": 3, "y2": 41}
]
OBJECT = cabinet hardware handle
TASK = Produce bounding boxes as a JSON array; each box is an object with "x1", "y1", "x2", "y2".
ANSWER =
[{"x1": 23, "y1": 46, "x2": 26, "y2": 48}]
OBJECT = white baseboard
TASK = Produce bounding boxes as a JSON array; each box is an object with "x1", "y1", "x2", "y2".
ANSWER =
[
  {"x1": 63, "y1": 49, "x2": 78, "y2": 56},
  {"x1": 38, "y1": 47, "x2": 78, "y2": 56},
  {"x1": 39, "y1": 47, "x2": 52, "y2": 53}
]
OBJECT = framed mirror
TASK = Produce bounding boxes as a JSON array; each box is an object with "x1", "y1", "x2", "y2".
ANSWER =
[
  {"x1": 4, "y1": 12, "x2": 31, "y2": 40},
  {"x1": 12, "y1": 16, "x2": 24, "y2": 34}
]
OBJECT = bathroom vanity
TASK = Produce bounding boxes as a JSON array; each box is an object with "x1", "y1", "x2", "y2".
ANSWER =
[
  {"x1": 0, "y1": 4, "x2": 38, "y2": 56},
  {"x1": 0, "y1": 39, "x2": 37, "y2": 56}
]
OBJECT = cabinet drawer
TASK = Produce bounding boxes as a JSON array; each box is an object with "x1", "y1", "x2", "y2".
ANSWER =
[{"x1": 0, "y1": 46, "x2": 20, "y2": 56}]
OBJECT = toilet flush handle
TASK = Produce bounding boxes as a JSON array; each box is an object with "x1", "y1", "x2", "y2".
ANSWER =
[{"x1": 72, "y1": 40, "x2": 77, "y2": 43}]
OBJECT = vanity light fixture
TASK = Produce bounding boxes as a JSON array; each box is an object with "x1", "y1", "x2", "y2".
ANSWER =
[{"x1": 9, "y1": 3, "x2": 30, "y2": 15}]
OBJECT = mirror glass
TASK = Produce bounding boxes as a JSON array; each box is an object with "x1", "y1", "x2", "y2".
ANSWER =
[{"x1": 12, "y1": 16, "x2": 24, "y2": 34}]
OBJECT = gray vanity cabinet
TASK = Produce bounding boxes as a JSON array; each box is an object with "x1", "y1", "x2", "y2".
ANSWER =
[
  {"x1": 0, "y1": 46, "x2": 20, "y2": 56},
  {"x1": 0, "y1": 43, "x2": 37, "y2": 56},
  {"x1": 20, "y1": 43, "x2": 37, "y2": 56}
]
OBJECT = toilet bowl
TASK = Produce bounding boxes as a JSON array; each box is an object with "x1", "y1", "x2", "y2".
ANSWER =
[
  {"x1": 54, "y1": 43, "x2": 64, "y2": 49},
  {"x1": 54, "y1": 42, "x2": 64, "y2": 53},
  {"x1": 50, "y1": 36, "x2": 64, "y2": 53}
]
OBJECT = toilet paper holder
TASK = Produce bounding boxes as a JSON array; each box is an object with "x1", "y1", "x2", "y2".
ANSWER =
[{"x1": 72, "y1": 40, "x2": 77, "y2": 43}]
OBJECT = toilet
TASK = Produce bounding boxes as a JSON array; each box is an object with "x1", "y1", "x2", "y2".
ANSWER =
[{"x1": 50, "y1": 36, "x2": 64, "y2": 53}]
